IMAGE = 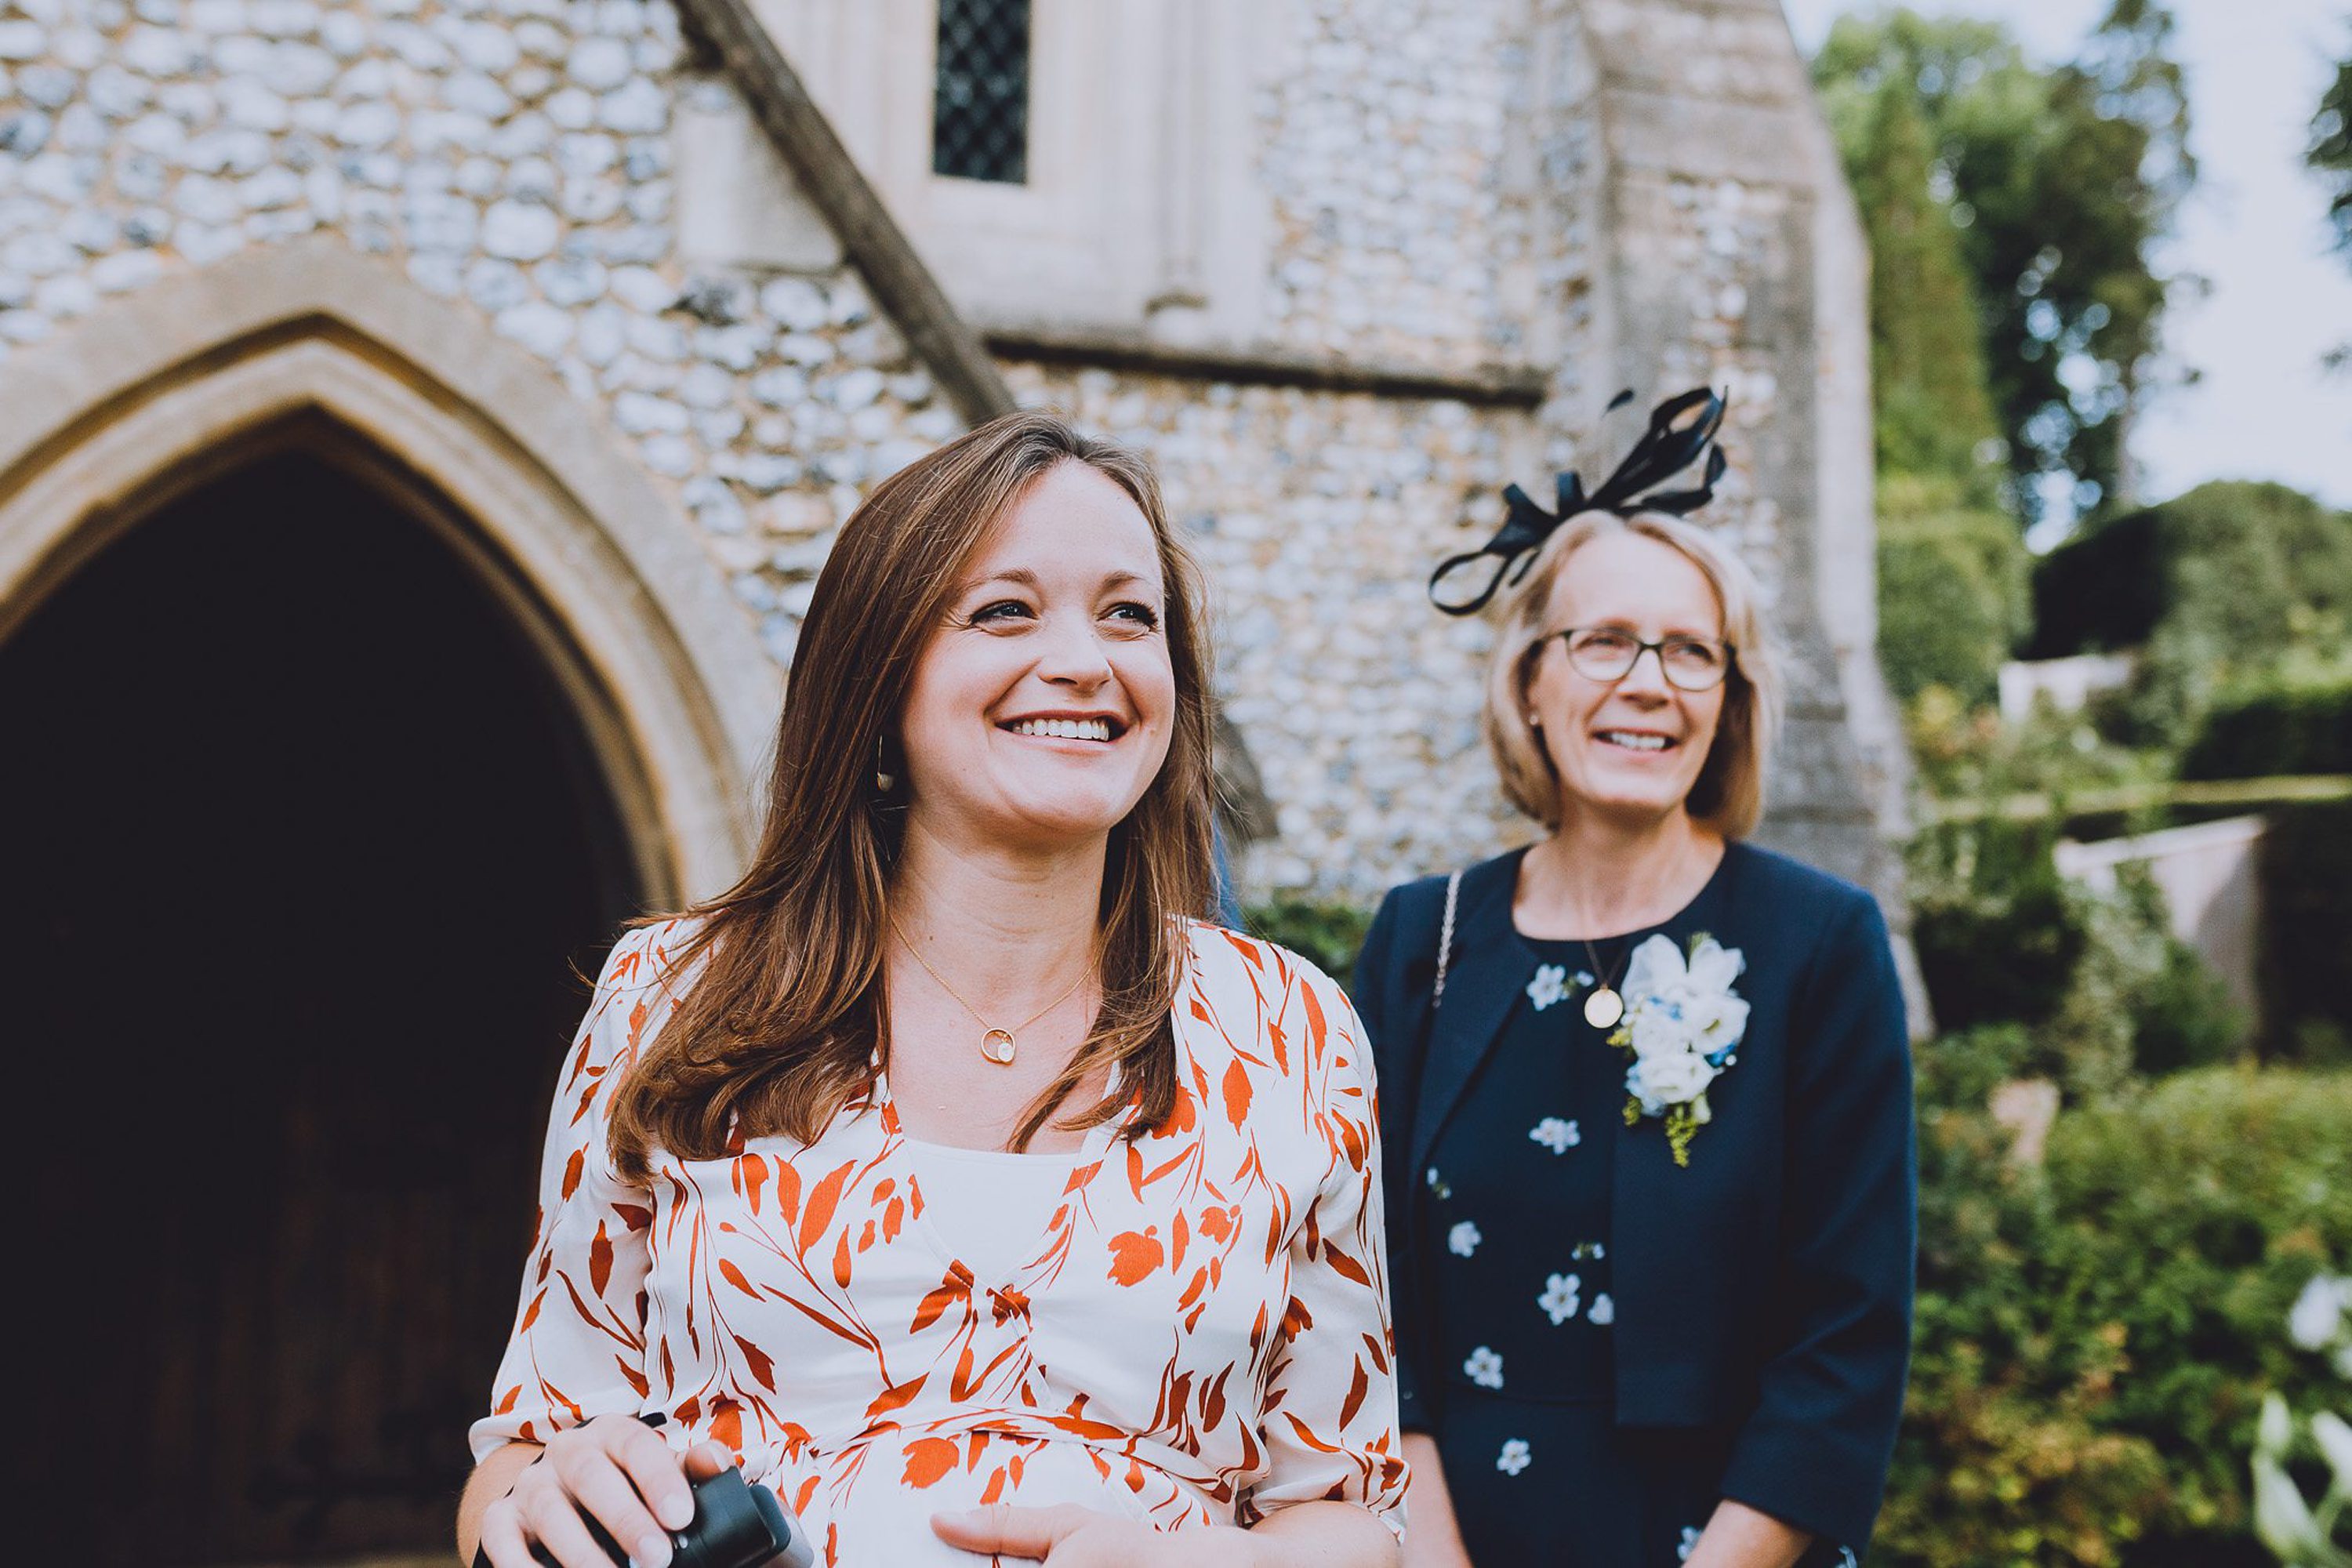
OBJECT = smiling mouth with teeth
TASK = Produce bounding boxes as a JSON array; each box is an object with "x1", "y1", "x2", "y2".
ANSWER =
[
  {"x1": 1007, "y1": 717, "x2": 1119, "y2": 742},
  {"x1": 1595, "y1": 730, "x2": 1675, "y2": 752}
]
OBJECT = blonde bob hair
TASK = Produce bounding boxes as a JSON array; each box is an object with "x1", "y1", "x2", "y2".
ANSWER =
[{"x1": 1483, "y1": 510, "x2": 1782, "y2": 837}]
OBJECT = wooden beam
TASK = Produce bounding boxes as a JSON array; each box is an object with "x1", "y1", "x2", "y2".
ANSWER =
[{"x1": 674, "y1": 0, "x2": 1017, "y2": 426}]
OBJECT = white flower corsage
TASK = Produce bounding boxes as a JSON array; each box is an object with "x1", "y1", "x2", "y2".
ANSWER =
[{"x1": 1609, "y1": 931, "x2": 1749, "y2": 1167}]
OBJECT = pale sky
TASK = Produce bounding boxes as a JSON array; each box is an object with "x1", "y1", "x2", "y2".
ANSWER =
[{"x1": 1779, "y1": 0, "x2": 2352, "y2": 523}]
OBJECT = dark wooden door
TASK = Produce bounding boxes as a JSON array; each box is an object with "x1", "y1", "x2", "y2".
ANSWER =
[{"x1": 4, "y1": 452, "x2": 644, "y2": 1564}]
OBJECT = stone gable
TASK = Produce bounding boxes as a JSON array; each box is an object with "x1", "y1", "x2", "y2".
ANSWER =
[{"x1": 0, "y1": 0, "x2": 1909, "y2": 927}]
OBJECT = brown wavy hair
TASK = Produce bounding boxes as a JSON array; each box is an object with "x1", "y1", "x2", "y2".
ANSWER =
[{"x1": 606, "y1": 411, "x2": 1217, "y2": 1177}]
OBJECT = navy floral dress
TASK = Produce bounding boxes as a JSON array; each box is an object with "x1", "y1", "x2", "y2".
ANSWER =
[
  {"x1": 1355, "y1": 844, "x2": 1911, "y2": 1568},
  {"x1": 1422, "y1": 936, "x2": 1726, "y2": 1565}
]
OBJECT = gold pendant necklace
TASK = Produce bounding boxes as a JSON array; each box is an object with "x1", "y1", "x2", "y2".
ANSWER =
[
  {"x1": 888, "y1": 916, "x2": 1093, "y2": 1067},
  {"x1": 1581, "y1": 935, "x2": 1628, "y2": 1029}
]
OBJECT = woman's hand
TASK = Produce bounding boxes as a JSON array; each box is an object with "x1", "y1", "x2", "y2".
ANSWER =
[
  {"x1": 934, "y1": 1500, "x2": 1397, "y2": 1566},
  {"x1": 1396, "y1": 1434, "x2": 1472, "y2": 1568},
  {"x1": 932, "y1": 1506, "x2": 1243, "y2": 1565},
  {"x1": 471, "y1": 1415, "x2": 735, "y2": 1568},
  {"x1": 1679, "y1": 1499, "x2": 1813, "y2": 1568}
]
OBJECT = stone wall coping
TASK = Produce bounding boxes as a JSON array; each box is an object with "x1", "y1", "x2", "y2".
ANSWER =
[{"x1": 983, "y1": 324, "x2": 1551, "y2": 408}]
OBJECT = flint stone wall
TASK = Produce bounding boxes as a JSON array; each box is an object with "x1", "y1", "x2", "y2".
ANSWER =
[
  {"x1": 0, "y1": 0, "x2": 1910, "y2": 940},
  {"x1": 0, "y1": 1, "x2": 944, "y2": 679}
]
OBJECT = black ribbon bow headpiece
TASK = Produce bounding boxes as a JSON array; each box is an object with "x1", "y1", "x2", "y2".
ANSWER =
[{"x1": 1429, "y1": 387, "x2": 1731, "y2": 615}]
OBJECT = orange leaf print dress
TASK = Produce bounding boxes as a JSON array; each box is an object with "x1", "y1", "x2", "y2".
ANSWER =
[{"x1": 470, "y1": 920, "x2": 1408, "y2": 1564}]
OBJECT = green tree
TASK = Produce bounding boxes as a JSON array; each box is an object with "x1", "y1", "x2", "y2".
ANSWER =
[
  {"x1": 1815, "y1": 15, "x2": 2025, "y2": 706},
  {"x1": 1815, "y1": 3, "x2": 2194, "y2": 525},
  {"x1": 1875, "y1": 479, "x2": 2031, "y2": 706},
  {"x1": 2029, "y1": 480, "x2": 2352, "y2": 743},
  {"x1": 1841, "y1": 77, "x2": 2004, "y2": 485},
  {"x1": 2312, "y1": 33, "x2": 2352, "y2": 373},
  {"x1": 2313, "y1": 40, "x2": 2352, "y2": 267}
]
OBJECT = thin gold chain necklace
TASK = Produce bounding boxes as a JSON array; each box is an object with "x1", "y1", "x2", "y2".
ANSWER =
[{"x1": 887, "y1": 916, "x2": 1094, "y2": 1067}]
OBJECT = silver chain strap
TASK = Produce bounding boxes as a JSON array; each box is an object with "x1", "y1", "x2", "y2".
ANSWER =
[{"x1": 1432, "y1": 869, "x2": 1463, "y2": 1009}]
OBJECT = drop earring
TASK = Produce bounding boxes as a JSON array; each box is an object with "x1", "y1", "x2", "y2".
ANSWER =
[{"x1": 875, "y1": 735, "x2": 896, "y2": 795}]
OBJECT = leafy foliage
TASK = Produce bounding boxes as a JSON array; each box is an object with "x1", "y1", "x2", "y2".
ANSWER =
[
  {"x1": 2312, "y1": 41, "x2": 2352, "y2": 268},
  {"x1": 2030, "y1": 481, "x2": 2352, "y2": 748},
  {"x1": 1835, "y1": 69, "x2": 2005, "y2": 485},
  {"x1": 1909, "y1": 819, "x2": 2089, "y2": 1037},
  {"x1": 1882, "y1": 1064, "x2": 2352, "y2": 1568},
  {"x1": 1814, "y1": 3, "x2": 2194, "y2": 524},
  {"x1": 1245, "y1": 896, "x2": 1375, "y2": 986},
  {"x1": 2259, "y1": 803, "x2": 2352, "y2": 1069},
  {"x1": 2183, "y1": 678, "x2": 2352, "y2": 782},
  {"x1": 1905, "y1": 692, "x2": 2166, "y2": 808},
  {"x1": 2314, "y1": 36, "x2": 2352, "y2": 375},
  {"x1": 1878, "y1": 479, "x2": 2034, "y2": 706},
  {"x1": 1907, "y1": 806, "x2": 2245, "y2": 1090}
]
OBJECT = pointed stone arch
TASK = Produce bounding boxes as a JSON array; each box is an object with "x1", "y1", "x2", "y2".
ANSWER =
[{"x1": 0, "y1": 238, "x2": 778, "y2": 903}]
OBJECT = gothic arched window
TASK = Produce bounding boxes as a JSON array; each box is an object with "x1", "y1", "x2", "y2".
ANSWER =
[{"x1": 931, "y1": 0, "x2": 1030, "y2": 183}]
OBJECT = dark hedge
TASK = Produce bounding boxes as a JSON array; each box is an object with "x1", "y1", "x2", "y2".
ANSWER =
[{"x1": 2180, "y1": 678, "x2": 2352, "y2": 780}]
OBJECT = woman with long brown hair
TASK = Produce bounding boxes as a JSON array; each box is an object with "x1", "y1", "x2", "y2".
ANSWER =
[{"x1": 456, "y1": 412, "x2": 1406, "y2": 1567}]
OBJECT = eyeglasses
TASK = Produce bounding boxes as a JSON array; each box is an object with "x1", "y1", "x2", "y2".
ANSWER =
[{"x1": 1540, "y1": 626, "x2": 1737, "y2": 691}]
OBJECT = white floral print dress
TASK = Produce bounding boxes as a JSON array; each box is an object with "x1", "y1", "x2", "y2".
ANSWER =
[{"x1": 470, "y1": 919, "x2": 1406, "y2": 1565}]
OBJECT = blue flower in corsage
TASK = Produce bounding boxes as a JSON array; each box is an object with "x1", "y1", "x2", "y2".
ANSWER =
[{"x1": 1610, "y1": 931, "x2": 1749, "y2": 1167}]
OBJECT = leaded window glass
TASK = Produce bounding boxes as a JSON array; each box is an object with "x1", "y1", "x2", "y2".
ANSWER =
[{"x1": 932, "y1": 0, "x2": 1030, "y2": 184}]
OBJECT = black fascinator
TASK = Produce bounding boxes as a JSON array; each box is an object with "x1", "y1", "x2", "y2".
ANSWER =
[{"x1": 1429, "y1": 387, "x2": 1731, "y2": 615}]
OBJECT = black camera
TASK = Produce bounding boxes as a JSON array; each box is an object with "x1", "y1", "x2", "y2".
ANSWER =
[{"x1": 474, "y1": 1465, "x2": 814, "y2": 1568}]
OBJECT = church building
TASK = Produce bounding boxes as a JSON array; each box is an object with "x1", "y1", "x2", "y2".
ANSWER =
[{"x1": 0, "y1": 0, "x2": 1903, "y2": 1559}]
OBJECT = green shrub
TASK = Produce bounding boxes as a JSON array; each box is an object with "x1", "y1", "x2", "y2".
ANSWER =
[
  {"x1": 2259, "y1": 803, "x2": 2352, "y2": 1068},
  {"x1": 2182, "y1": 678, "x2": 2352, "y2": 781},
  {"x1": 2040, "y1": 1070, "x2": 2352, "y2": 1554},
  {"x1": 1907, "y1": 820, "x2": 2245, "y2": 1095},
  {"x1": 1880, "y1": 496, "x2": 2033, "y2": 706},
  {"x1": 2027, "y1": 503, "x2": 2169, "y2": 658},
  {"x1": 2027, "y1": 482, "x2": 2352, "y2": 750},
  {"x1": 2129, "y1": 937, "x2": 2249, "y2": 1076},
  {"x1": 1243, "y1": 897, "x2": 1375, "y2": 987},
  {"x1": 1913, "y1": 869, "x2": 2089, "y2": 1033},
  {"x1": 1904, "y1": 698, "x2": 2170, "y2": 830},
  {"x1": 1887, "y1": 1026, "x2": 2167, "y2": 1568},
  {"x1": 2031, "y1": 482, "x2": 2352, "y2": 665},
  {"x1": 1882, "y1": 1066, "x2": 2352, "y2": 1567}
]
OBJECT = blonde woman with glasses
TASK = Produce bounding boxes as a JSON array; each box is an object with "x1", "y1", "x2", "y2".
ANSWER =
[{"x1": 1355, "y1": 391, "x2": 1914, "y2": 1568}]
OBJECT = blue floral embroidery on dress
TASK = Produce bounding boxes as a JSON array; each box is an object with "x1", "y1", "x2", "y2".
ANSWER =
[
  {"x1": 1449, "y1": 1221, "x2": 1483, "y2": 1257},
  {"x1": 1537, "y1": 1272, "x2": 1581, "y2": 1325},
  {"x1": 1526, "y1": 965, "x2": 1599, "y2": 1011},
  {"x1": 1464, "y1": 1345, "x2": 1504, "y2": 1388},
  {"x1": 1497, "y1": 1439, "x2": 1531, "y2": 1475},
  {"x1": 1528, "y1": 1116, "x2": 1581, "y2": 1153}
]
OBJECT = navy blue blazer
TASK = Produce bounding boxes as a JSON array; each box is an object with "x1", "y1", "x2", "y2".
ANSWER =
[{"x1": 1354, "y1": 842, "x2": 1916, "y2": 1553}]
